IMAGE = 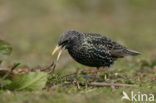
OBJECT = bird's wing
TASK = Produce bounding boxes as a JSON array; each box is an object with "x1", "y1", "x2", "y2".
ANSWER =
[{"x1": 84, "y1": 33, "x2": 127, "y2": 58}]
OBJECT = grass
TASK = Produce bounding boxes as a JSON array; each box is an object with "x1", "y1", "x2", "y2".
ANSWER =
[{"x1": 0, "y1": 0, "x2": 156, "y2": 103}]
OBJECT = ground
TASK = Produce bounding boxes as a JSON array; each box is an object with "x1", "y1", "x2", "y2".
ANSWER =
[{"x1": 0, "y1": 0, "x2": 156, "y2": 103}]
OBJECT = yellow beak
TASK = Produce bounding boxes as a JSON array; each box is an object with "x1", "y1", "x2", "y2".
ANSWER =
[{"x1": 52, "y1": 45, "x2": 63, "y2": 61}]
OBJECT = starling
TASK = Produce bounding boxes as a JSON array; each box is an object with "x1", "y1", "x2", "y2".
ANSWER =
[{"x1": 52, "y1": 30, "x2": 140, "y2": 68}]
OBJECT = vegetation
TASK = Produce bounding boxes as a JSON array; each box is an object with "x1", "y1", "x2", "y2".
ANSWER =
[{"x1": 0, "y1": 0, "x2": 156, "y2": 103}]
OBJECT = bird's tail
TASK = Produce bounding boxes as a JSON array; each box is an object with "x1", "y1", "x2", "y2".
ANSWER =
[{"x1": 123, "y1": 49, "x2": 141, "y2": 56}]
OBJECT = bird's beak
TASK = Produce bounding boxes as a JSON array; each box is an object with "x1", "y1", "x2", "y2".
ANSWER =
[{"x1": 52, "y1": 45, "x2": 63, "y2": 61}]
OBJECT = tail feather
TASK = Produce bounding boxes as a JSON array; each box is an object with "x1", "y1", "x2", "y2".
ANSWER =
[{"x1": 111, "y1": 48, "x2": 141, "y2": 57}]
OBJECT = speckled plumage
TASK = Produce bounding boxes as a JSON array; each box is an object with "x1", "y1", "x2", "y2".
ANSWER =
[{"x1": 57, "y1": 30, "x2": 140, "y2": 68}]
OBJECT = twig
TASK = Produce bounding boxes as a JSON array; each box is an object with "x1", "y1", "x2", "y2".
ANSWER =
[
  {"x1": 40, "y1": 62, "x2": 54, "y2": 71},
  {"x1": 2, "y1": 63, "x2": 20, "y2": 80},
  {"x1": 48, "y1": 64, "x2": 56, "y2": 74},
  {"x1": 62, "y1": 72, "x2": 77, "y2": 78},
  {"x1": 81, "y1": 69, "x2": 105, "y2": 74},
  {"x1": 62, "y1": 69, "x2": 79, "y2": 78},
  {"x1": 90, "y1": 82, "x2": 137, "y2": 87},
  {"x1": 62, "y1": 69, "x2": 105, "y2": 78},
  {"x1": 76, "y1": 80, "x2": 80, "y2": 89},
  {"x1": 18, "y1": 68, "x2": 29, "y2": 74}
]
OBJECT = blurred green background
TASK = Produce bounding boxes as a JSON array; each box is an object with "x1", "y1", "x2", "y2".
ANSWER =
[
  {"x1": 1, "y1": 0, "x2": 156, "y2": 68},
  {"x1": 1, "y1": 0, "x2": 156, "y2": 103}
]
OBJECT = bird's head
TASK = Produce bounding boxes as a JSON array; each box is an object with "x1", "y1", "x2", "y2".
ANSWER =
[{"x1": 52, "y1": 30, "x2": 80, "y2": 61}]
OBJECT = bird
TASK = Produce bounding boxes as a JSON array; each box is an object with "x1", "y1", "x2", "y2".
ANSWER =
[{"x1": 52, "y1": 30, "x2": 140, "y2": 69}]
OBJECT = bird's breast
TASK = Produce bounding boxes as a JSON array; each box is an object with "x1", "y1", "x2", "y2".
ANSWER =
[{"x1": 67, "y1": 45, "x2": 114, "y2": 67}]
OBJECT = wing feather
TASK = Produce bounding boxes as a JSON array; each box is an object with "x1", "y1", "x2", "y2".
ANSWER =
[{"x1": 84, "y1": 33, "x2": 127, "y2": 58}]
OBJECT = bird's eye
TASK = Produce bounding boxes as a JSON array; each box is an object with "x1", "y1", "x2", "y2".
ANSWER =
[
  {"x1": 67, "y1": 40, "x2": 70, "y2": 43},
  {"x1": 62, "y1": 40, "x2": 69, "y2": 45}
]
